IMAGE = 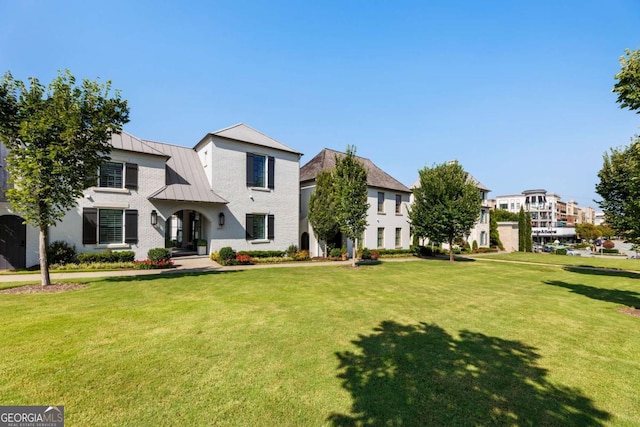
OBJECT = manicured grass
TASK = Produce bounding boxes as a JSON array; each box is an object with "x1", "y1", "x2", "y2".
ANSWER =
[
  {"x1": 1, "y1": 260, "x2": 639, "y2": 426},
  {"x1": 475, "y1": 251, "x2": 640, "y2": 271}
]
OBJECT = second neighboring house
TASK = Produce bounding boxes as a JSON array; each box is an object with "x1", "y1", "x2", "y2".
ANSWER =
[
  {"x1": 299, "y1": 148, "x2": 412, "y2": 257},
  {"x1": 0, "y1": 123, "x2": 302, "y2": 268}
]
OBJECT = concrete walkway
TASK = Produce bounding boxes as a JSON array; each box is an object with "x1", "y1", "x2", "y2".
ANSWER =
[{"x1": 0, "y1": 255, "x2": 358, "y2": 283}]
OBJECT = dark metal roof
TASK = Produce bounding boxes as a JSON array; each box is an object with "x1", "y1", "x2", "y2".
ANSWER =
[
  {"x1": 142, "y1": 139, "x2": 228, "y2": 204},
  {"x1": 300, "y1": 148, "x2": 411, "y2": 193}
]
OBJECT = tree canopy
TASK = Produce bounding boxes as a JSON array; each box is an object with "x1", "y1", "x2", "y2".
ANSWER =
[
  {"x1": 308, "y1": 170, "x2": 340, "y2": 256},
  {"x1": 0, "y1": 70, "x2": 129, "y2": 285},
  {"x1": 596, "y1": 48, "x2": 640, "y2": 245},
  {"x1": 409, "y1": 161, "x2": 481, "y2": 262},
  {"x1": 596, "y1": 138, "x2": 640, "y2": 244},
  {"x1": 333, "y1": 146, "x2": 369, "y2": 267}
]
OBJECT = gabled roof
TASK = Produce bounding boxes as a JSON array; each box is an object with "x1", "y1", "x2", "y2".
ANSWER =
[
  {"x1": 109, "y1": 131, "x2": 168, "y2": 157},
  {"x1": 300, "y1": 148, "x2": 411, "y2": 193},
  {"x1": 195, "y1": 123, "x2": 302, "y2": 155},
  {"x1": 142, "y1": 139, "x2": 228, "y2": 204}
]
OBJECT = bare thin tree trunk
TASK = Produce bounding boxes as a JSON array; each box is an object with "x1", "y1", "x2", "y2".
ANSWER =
[
  {"x1": 39, "y1": 225, "x2": 51, "y2": 286},
  {"x1": 352, "y1": 238, "x2": 357, "y2": 267}
]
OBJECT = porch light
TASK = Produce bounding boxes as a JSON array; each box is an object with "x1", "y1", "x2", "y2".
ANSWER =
[
  {"x1": 151, "y1": 210, "x2": 158, "y2": 226},
  {"x1": 218, "y1": 212, "x2": 225, "y2": 227}
]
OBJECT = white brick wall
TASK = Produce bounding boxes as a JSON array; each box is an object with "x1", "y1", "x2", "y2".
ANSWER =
[
  {"x1": 198, "y1": 136, "x2": 301, "y2": 253},
  {"x1": 50, "y1": 149, "x2": 167, "y2": 261}
]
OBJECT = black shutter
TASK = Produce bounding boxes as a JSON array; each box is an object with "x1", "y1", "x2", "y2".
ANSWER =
[
  {"x1": 125, "y1": 163, "x2": 138, "y2": 190},
  {"x1": 267, "y1": 156, "x2": 275, "y2": 189},
  {"x1": 124, "y1": 209, "x2": 138, "y2": 244},
  {"x1": 246, "y1": 153, "x2": 255, "y2": 187},
  {"x1": 246, "y1": 214, "x2": 254, "y2": 240},
  {"x1": 268, "y1": 214, "x2": 274, "y2": 240},
  {"x1": 82, "y1": 208, "x2": 98, "y2": 244}
]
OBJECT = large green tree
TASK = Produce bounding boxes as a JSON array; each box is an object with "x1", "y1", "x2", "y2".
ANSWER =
[
  {"x1": 492, "y1": 208, "x2": 519, "y2": 222},
  {"x1": 596, "y1": 138, "x2": 640, "y2": 245},
  {"x1": 308, "y1": 170, "x2": 340, "y2": 257},
  {"x1": 0, "y1": 70, "x2": 129, "y2": 285},
  {"x1": 333, "y1": 146, "x2": 369, "y2": 267},
  {"x1": 409, "y1": 161, "x2": 481, "y2": 262},
  {"x1": 596, "y1": 48, "x2": 640, "y2": 244},
  {"x1": 517, "y1": 207, "x2": 533, "y2": 252},
  {"x1": 575, "y1": 222, "x2": 600, "y2": 243}
]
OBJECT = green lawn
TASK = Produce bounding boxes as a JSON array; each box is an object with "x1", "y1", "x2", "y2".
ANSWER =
[
  {"x1": 1, "y1": 260, "x2": 639, "y2": 426},
  {"x1": 474, "y1": 251, "x2": 640, "y2": 271}
]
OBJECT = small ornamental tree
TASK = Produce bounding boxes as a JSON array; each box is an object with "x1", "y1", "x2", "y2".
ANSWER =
[
  {"x1": 518, "y1": 207, "x2": 526, "y2": 251},
  {"x1": 0, "y1": 70, "x2": 129, "y2": 285},
  {"x1": 308, "y1": 170, "x2": 340, "y2": 257},
  {"x1": 333, "y1": 146, "x2": 369, "y2": 267},
  {"x1": 409, "y1": 161, "x2": 482, "y2": 262}
]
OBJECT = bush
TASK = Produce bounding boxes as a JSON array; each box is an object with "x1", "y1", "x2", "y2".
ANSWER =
[
  {"x1": 223, "y1": 254, "x2": 255, "y2": 266},
  {"x1": 219, "y1": 247, "x2": 236, "y2": 262},
  {"x1": 133, "y1": 259, "x2": 174, "y2": 269},
  {"x1": 360, "y1": 248, "x2": 372, "y2": 260},
  {"x1": 237, "y1": 250, "x2": 286, "y2": 258},
  {"x1": 148, "y1": 248, "x2": 171, "y2": 262},
  {"x1": 292, "y1": 250, "x2": 310, "y2": 261},
  {"x1": 472, "y1": 240, "x2": 478, "y2": 252},
  {"x1": 329, "y1": 248, "x2": 343, "y2": 258},
  {"x1": 196, "y1": 239, "x2": 207, "y2": 246},
  {"x1": 602, "y1": 248, "x2": 619, "y2": 254},
  {"x1": 210, "y1": 251, "x2": 220, "y2": 262},
  {"x1": 555, "y1": 248, "x2": 567, "y2": 255},
  {"x1": 47, "y1": 240, "x2": 76, "y2": 265},
  {"x1": 77, "y1": 250, "x2": 135, "y2": 264},
  {"x1": 370, "y1": 250, "x2": 380, "y2": 260},
  {"x1": 285, "y1": 245, "x2": 298, "y2": 257},
  {"x1": 602, "y1": 240, "x2": 615, "y2": 249}
]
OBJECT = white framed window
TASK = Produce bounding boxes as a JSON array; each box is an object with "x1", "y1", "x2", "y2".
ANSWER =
[
  {"x1": 99, "y1": 162, "x2": 124, "y2": 188},
  {"x1": 378, "y1": 192, "x2": 385, "y2": 213},
  {"x1": 395, "y1": 228, "x2": 401, "y2": 247},
  {"x1": 395, "y1": 194, "x2": 402, "y2": 214},
  {"x1": 246, "y1": 153, "x2": 274, "y2": 189},
  {"x1": 377, "y1": 227, "x2": 384, "y2": 248},
  {"x1": 98, "y1": 161, "x2": 138, "y2": 190},
  {"x1": 246, "y1": 214, "x2": 274, "y2": 240},
  {"x1": 83, "y1": 208, "x2": 138, "y2": 245}
]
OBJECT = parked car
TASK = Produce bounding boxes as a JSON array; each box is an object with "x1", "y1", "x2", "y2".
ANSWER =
[{"x1": 566, "y1": 249, "x2": 580, "y2": 256}]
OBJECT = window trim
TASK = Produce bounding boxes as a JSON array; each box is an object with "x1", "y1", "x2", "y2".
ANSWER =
[
  {"x1": 83, "y1": 207, "x2": 138, "y2": 246},
  {"x1": 377, "y1": 192, "x2": 385, "y2": 214},
  {"x1": 395, "y1": 194, "x2": 402, "y2": 215},
  {"x1": 377, "y1": 227, "x2": 384, "y2": 248}
]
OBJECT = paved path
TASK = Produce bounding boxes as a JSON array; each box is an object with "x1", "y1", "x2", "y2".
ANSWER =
[{"x1": 0, "y1": 255, "x2": 359, "y2": 283}]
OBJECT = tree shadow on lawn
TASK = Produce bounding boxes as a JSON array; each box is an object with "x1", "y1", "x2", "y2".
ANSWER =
[
  {"x1": 328, "y1": 321, "x2": 609, "y2": 426},
  {"x1": 544, "y1": 280, "x2": 640, "y2": 309},
  {"x1": 563, "y1": 266, "x2": 640, "y2": 280}
]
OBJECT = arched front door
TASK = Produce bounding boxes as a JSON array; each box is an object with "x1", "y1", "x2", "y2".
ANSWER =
[
  {"x1": 301, "y1": 232, "x2": 309, "y2": 251},
  {"x1": 0, "y1": 215, "x2": 26, "y2": 269}
]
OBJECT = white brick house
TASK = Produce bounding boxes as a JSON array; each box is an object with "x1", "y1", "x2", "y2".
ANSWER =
[
  {"x1": 299, "y1": 148, "x2": 412, "y2": 257},
  {"x1": 0, "y1": 123, "x2": 302, "y2": 268}
]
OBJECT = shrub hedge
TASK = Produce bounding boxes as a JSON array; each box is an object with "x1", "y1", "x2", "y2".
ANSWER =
[{"x1": 76, "y1": 251, "x2": 135, "y2": 264}]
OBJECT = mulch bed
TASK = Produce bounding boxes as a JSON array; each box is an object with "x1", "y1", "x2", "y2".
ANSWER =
[
  {"x1": 0, "y1": 283, "x2": 87, "y2": 294},
  {"x1": 617, "y1": 307, "x2": 640, "y2": 318}
]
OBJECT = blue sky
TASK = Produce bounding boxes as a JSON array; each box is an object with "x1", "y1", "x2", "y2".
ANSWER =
[{"x1": 2, "y1": 0, "x2": 639, "y2": 207}]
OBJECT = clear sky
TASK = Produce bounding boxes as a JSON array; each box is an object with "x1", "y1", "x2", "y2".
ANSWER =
[{"x1": 2, "y1": 0, "x2": 639, "y2": 207}]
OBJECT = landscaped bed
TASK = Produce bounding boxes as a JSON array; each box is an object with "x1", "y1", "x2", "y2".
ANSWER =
[{"x1": 0, "y1": 259, "x2": 638, "y2": 425}]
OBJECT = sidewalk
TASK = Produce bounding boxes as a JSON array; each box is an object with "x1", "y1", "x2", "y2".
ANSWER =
[
  {"x1": 0, "y1": 256, "x2": 221, "y2": 283},
  {"x1": 0, "y1": 255, "x2": 361, "y2": 283}
]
